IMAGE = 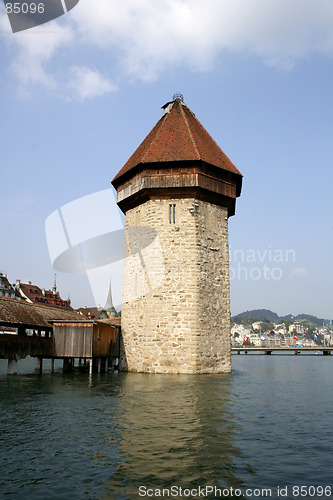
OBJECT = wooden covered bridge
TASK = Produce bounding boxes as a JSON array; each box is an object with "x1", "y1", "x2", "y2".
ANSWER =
[{"x1": 0, "y1": 297, "x2": 120, "y2": 374}]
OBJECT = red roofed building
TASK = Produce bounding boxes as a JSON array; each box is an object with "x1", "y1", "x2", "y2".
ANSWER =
[
  {"x1": 15, "y1": 276, "x2": 72, "y2": 310},
  {"x1": 112, "y1": 96, "x2": 243, "y2": 374}
]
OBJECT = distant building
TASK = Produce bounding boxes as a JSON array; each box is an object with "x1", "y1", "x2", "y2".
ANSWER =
[
  {"x1": 274, "y1": 323, "x2": 287, "y2": 335},
  {"x1": 0, "y1": 272, "x2": 21, "y2": 300},
  {"x1": 289, "y1": 322, "x2": 303, "y2": 334},
  {"x1": 77, "y1": 278, "x2": 118, "y2": 320},
  {"x1": 231, "y1": 324, "x2": 251, "y2": 336},
  {"x1": 77, "y1": 306, "x2": 108, "y2": 320},
  {"x1": 249, "y1": 334, "x2": 261, "y2": 346},
  {"x1": 231, "y1": 325, "x2": 251, "y2": 346},
  {"x1": 14, "y1": 276, "x2": 72, "y2": 310}
]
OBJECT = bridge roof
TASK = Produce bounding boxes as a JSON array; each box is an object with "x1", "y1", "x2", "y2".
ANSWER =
[{"x1": 0, "y1": 297, "x2": 81, "y2": 329}]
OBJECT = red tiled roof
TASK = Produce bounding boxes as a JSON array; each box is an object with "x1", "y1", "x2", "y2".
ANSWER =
[
  {"x1": 18, "y1": 283, "x2": 72, "y2": 310},
  {"x1": 112, "y1": 99, "x2": 242, "y2": 183}
]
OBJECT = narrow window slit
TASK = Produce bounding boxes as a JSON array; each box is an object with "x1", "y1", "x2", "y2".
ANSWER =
[{"x1": 169, "y1": 204, "x2": 176, "y2": 224}]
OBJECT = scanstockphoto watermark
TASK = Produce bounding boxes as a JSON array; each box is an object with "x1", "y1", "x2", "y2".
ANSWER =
[
  {"x1": 138, "y1": 485, "x2": 332, "y2": 498},
  {"x1": 229, "y1": 246, "x2": 296, "y2": 281},
  {"x1": 138, "y1": 485, "x2": 273, "y2": 498}
]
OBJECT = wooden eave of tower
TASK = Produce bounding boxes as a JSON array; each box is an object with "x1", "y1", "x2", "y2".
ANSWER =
[{"x1": 112, "y1": 98, "x2": 243, "y2": 216}]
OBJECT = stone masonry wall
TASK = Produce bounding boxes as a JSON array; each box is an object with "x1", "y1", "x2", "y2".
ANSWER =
[{"x1": 119, "y1": 198, "x2": 231, "y2": 374}]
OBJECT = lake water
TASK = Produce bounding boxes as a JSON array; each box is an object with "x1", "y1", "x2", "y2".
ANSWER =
[{"x1": 0, "y1": 355, "x2": 332, "y2": 499}]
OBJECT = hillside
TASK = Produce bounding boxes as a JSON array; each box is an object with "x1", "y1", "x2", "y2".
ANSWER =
[
  {"x1": 232, "y1": 309, "x2": 329, "y2": 326},
  {"x1": 232, "y1": 309, "x2": 279, "y2": 323},
  {"x1": 281, "y1": 313, "x2": 327, "y2": 327}
]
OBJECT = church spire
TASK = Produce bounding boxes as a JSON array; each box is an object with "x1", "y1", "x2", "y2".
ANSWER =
[{"x1": 104, "y1": 276, "x2": 117, "y2": 317}]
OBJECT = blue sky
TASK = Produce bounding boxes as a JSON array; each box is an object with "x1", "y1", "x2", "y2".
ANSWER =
[{"x1": 1, "y1": 0, "x2": 333, "y2": 318}]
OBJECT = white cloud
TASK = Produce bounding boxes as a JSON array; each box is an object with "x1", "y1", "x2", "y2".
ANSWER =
[
  {"x1": 72, "y1": 0, "x2": 333, "y2": 77},
  {"x1": 66, "y1": 65, "x2": 116, "y2": 100},
  {"x1": 3, "y1": 0, "x2": 333, "y2": 96},
  {"x1": 0, "y1": 11, "x2": 9, "y2": 31},
  {"x1": 8, "y1": 20, "x2": 73, "y2": 91},
  {"x1": 289, "y1": 267, "x2": 308, "y2": 279}
]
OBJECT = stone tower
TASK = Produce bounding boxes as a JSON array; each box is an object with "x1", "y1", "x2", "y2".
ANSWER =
[{"x1": 111, "y1": 96, "x2": 242, "y2": 374}]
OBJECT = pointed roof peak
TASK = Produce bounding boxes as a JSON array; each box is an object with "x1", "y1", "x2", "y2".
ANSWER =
[
  {"x1": 161, "y1": 93, "x2": 187, "y2": 115},
  {"x1": 104, "y1": 276, "x2": 117, "y2": 316},
  {"x1": 112, "y1": 97, "x2": 242, "y2": 184}
]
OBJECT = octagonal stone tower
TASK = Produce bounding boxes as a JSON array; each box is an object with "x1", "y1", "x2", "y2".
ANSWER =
[{"x1": 112, "y1": 96, "x2": 242, "y2": 374}]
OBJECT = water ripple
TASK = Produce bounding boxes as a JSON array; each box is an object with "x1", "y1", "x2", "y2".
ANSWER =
[{"x1": 0, "y1": 356, "x2": 332, "y2": 499}]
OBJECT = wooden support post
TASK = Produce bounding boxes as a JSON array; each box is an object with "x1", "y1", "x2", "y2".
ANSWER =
[
  {"x1": 89, "y1": 358, "x2": 93, "y2": 375},
  {"x1": 35, "y1": 357, "x2": 43, "y2": 373},
  {"x1": 51, "y1": 358, "x2": 55, "y2": 373},
  {"x1": 97, "y1": 357, "x2": 102, "y2": 373},
  {"x1": 7, "y1": 358, "x2": 18, "y2": 375},
  {"x1": 105, "y1": 357, "x2": 109, "y2": 372},
  {"x1": 63, "y1": 358, "x2": 70, "y2": 372}
]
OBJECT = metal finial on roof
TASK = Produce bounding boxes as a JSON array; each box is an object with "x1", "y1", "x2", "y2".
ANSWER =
[{"x1": 173, "y1": 93, "x2": 184, "y2": 101}]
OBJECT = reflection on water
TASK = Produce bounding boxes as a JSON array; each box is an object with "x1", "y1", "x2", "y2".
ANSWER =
[
  {"x1": 101, "y1": 374, "x2": 247, "y2": 498},
  {"x1": 0, "y1": 368, "x2": 249, "y2": 499},
  {"x1": 0, "y1": 356, "x2": 333, "y2": 499}
]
